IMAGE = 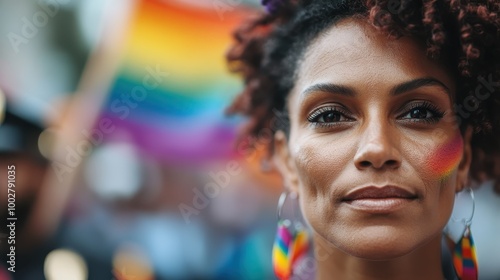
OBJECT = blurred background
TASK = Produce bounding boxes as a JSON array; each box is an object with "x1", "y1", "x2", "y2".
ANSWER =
[
  {"x1": 0, "y1": 0, "x2": 283, "y2": 279},
  {"x1": 0, "y1": 1, "x2": 498, "y2": 280}
]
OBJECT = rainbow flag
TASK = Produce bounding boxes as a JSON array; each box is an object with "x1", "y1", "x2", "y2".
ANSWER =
[{"x1": 97, "y1": 0, "x2": 250, "y2": 164}]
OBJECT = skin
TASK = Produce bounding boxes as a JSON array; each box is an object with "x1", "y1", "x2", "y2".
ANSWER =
[{"x1": 274, "y1": 18, "x2": 473, "y2": 280}]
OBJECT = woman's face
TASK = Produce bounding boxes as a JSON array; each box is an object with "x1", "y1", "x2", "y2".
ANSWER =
[{"x1": 274, "y1": 18, "x2": 473, "y2": 259}]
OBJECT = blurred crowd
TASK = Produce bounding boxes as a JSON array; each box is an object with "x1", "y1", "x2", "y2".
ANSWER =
[{"x1": 0, "y1": 0, "x2": 282, "y2": 279}]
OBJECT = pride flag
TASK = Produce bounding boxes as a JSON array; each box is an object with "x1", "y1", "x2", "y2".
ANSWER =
[{"x1": 97, "y1": 0, "x2": 250, "y2": 164}]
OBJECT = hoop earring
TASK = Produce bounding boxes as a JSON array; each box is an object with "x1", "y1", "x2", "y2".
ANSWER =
[
  {"x1": 272, "y1": 191, "x2": 310, "y2": 280},
  {"x1": 448, "y1": 188, "x2": 478, "y2": 280}
]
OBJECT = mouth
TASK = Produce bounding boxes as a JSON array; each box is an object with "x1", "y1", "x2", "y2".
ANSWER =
[{"x1": 341, "y1": 185, "x2": 418, "y2": 213}]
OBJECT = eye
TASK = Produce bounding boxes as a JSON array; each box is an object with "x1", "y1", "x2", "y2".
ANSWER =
[
  {"x1": 398, "y1": 101, "x2": 445, "y2": 124},
  {"x1": 308, "y1": 106, "x2": 354, "y2": 125},
  {"x1": 408, "y1": 108, "x2": 432, "y2": 119}
]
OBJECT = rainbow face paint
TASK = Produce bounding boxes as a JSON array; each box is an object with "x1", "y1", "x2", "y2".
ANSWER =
[{"x1": 427, "y1": 132, "x2": 464, "y2": 179}]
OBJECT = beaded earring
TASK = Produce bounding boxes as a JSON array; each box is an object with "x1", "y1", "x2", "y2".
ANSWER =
[{"x1": 272, "y1": 191, "x2": 310, "y2": 280}]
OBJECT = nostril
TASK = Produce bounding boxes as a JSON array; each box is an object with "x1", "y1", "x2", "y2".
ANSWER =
[
  {"x1": 359, "y1": 161, "x2": 371, "y2": 167},
  {"x1": 386, "y1": 160, "x2": 398, "y2": 166},
  {"x1": 358, "y1": 159, "x2": 399, "y2": 169}
]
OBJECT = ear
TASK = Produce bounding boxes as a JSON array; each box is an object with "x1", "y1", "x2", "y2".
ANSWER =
[
  {"x1": 273, "y1": 130, "x2": 299, "y2": 193},
  {"x1": 456, "y1": 126, "x2": 473, "y2": 192}
]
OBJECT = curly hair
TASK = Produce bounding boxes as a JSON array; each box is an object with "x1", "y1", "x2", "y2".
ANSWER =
[{"x1": 226, "y1": 0, "x2": 500, "y2": 190}]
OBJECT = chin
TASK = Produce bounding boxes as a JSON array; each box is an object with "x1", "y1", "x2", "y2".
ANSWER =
[
  {"x1": 341, "y1": 241, "x2": 416, "y2": 261},
  {"x1": 325, "y1": 226, "x2": 425, "y2": 260}
]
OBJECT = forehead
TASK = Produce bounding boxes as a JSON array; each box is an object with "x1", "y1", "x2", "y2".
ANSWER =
[{"x1": 294, "y1": 18, "x2": 455, "y2": 97}]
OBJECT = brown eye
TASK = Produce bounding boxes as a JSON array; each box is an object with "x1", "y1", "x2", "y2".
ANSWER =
[
  {"x1": 308, "y1": 106, "x2": 354, "y2": 125},
  {"x1": 318, "y1": 111, "x2": 342, "y2": 123},
  {"x1": 409, "y1": 108, "x2": 431, "y2": 119},
  {"x1": 398, "y1": 101, "x2": 445, "y2": 124}
]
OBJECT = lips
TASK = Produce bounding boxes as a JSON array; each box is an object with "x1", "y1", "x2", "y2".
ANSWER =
[
  {"x1": 341, "y1": 185, "x2": 418, "y2": 213},
  {"x1": 343, "y1": 185, "x2": 417, "y2": 201}
]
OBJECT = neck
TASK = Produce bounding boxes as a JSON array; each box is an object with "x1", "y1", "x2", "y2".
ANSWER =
[{"x1": 313, "y1": 233, "x2": 445, "y2": 280}]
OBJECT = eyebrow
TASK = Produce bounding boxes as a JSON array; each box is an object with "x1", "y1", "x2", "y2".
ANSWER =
[
  {"x1": 392, "y1": 78, "x2": 450, "y2": 96},
  {"x1": 301, "y1": 78, "x2": 451, "y2": 98}
]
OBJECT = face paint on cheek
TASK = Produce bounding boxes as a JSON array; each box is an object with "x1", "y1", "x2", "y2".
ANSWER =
[{"x1": 427, "y1": 132, "x2": 464, "y2": 180}]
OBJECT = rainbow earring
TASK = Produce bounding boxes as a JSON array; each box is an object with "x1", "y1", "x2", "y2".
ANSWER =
[
  {"x1": 453, "y1": 225, "x2": 478, "y2": 280},
  {"x1": 446, "y1": 188, "x2": 479, "y2": 280},
  {"x1": 272, "y1": 192, "x2": 310, "y2": 280}
]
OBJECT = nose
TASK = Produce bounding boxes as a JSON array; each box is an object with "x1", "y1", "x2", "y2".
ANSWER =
[{"x1": 354, "y1": 120, "x2": 402, "y2": 170}]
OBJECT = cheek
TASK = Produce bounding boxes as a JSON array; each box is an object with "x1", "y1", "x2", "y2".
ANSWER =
[
  {"x1": 291, "y1": 136, "x2": 350, "y2": 194},
  {"x1": 426, "y1": 132, "x2": 464, "y2": 180}
]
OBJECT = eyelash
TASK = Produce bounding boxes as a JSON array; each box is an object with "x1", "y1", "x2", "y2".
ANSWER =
[
  {"x1": 307, "y1": 101, "x2": 446, "y2": 128},
  {"x1": 397, "y1": 101, "x2": 446, "y2": 124},
  {"x1": 307, "y1": 106, "x2": 354, "y2": 128}
]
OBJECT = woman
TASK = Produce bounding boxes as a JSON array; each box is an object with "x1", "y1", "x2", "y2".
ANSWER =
[{"x1": 226, "y1": 0, "x2": 499, "y2": 279}]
